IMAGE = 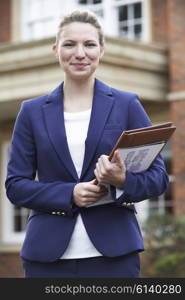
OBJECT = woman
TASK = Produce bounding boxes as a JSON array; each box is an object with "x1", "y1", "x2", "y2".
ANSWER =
[{"x1": 5, "y1": 10, "x2": 169, "y2": 278}]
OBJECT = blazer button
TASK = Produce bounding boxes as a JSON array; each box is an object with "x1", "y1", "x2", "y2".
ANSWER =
[
  {"x1": 122, "y1": 202, "x2": 127, "y2": 206},
  {"x1": 56, "y1": 211, "x2": 66, "y2": 216},
  {"x1": 52, "y1": 211, "x2": 57, "y2": 215}
]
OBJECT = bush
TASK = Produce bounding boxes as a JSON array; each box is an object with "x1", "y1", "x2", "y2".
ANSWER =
[{"x1": 140, "y1": 212, "x2": 185, "y2": 277}]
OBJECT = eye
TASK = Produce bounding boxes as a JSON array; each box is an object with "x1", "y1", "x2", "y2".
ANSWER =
[
  {"x1": 63, "y1": 43, "x2": 74, "y2": 48},
  {"x1": 85, "y1": 43, "x2": 97, "y2": 47}
]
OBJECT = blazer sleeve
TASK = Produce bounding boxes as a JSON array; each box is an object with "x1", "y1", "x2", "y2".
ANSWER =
[
  {"x1": 5, "y1": 102, "x2": 78, "y2": 216},
  {"x1": 115, "y1": 96, "x2": 169, "y2": 205}
]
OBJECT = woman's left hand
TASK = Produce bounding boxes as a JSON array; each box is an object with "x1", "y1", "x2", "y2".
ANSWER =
[{"x1": 94, "y1": 150, "x2": 126, "y2": 188}]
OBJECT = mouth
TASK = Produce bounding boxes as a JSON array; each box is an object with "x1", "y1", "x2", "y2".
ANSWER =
[{"x1": 71, "y1": 63, "x2": 89, "y2": 67}]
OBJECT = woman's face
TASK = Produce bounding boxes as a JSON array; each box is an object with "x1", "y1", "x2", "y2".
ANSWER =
[{"x1": 53, "y1": 22, "x2": 104, "y2": 80}]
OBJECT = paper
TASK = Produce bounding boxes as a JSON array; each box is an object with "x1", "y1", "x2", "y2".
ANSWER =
[
  {"x1": 118, "y1": 142, "x2": 165, "y2": 173},
  {"x1": 87, "y1": 142, "x2": 165, "y2": 208}
]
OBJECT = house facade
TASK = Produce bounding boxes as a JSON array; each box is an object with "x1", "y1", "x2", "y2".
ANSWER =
[{"x1": 0, "y1": 0, "x2": 184, "y2": 277}]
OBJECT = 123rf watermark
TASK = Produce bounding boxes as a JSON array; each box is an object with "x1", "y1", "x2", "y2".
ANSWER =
[{"x1": 44, "y1": 283, "x2": 182, "y2": 296}]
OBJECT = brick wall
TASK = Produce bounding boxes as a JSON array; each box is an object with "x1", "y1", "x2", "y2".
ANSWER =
[
  {"x1": 167, "y1": 0, "x2": 185, "y2": 92},
  {"x1": 170, "y1": 100, "x2": 185, "y2": 215},
  {"x1": 151, "y1": 0, "x2": 168, "y2": 44},
  {"x1": 0, "y1": 0, "x2": 11, "y2": 42},
  {"x1": 0, "y1": 253, "x2": 24, "y2": 278},
  {"x1": 167, "y1": 0, "x2": 185, "y2": 214}
]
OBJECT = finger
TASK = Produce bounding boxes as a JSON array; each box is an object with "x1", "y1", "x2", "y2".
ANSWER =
[
  {"x1": 84, "y1": 201, "x2": 99, "y2": 207},
  {"x1": 90, "y1": 186, "x2": 108, "y2": 195},
  {"x1": 94, "y1": 167, "x2": 101, "y2": 182},
  {"x1": 86, "y1": 197, "x2": 102, "y2": 202},
  {"x1": 84, "y1": 191, "x2": 108, "y2": 199},
  {"x1": 97, "y1": 156, "x2": 112, "y2": 181},
  {"x1": 113, "y1": 150, "x2": 124, "y2": 167},
  {"x1": 86, "y1": 181, "x2": 108, "y2": 194},
  {"x1": 89, "y1": 178, "x2": 99, "y2": 186},
  {"x1": 94, "y1": 170, "x2": 108, "y2": 186},
  {"x1": 78, "y1": 200, "x2": 96, "y2": 207},
  {"x1": 81, "y1": 198, "x2": 102, "y2": 206},
  {"x1": 98, "y1": 184, "x2": 109, "y2": 193},
  {"x1": 100, "y1": 155, "x2": 112, "y2": 172},
  {"x1": 117, "y1": 151, "x2": 126, "y2": 170},
  {"x1": 96, "y1": 158, "x2": 105, "y2": 175},
  {"x1": 90, "y1": 178, "x2": 97, "y2": 185}
]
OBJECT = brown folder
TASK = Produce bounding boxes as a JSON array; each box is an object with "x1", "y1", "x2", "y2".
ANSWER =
[
  {"x1": 94, "y1": 122, "x2": 176, "y2": 185},
  {"x1": 109, "y1": 122, "x2": 176, "y2": 161}
]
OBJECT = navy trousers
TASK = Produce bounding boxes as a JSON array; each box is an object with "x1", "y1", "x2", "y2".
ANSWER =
[{"x1": 22, "y1": 252, "x2": 140, "y2": 278}]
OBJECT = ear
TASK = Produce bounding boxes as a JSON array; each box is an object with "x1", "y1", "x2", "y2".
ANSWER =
[{"x1": 52, "y1": 43, "x2": 58, "y2": 56}]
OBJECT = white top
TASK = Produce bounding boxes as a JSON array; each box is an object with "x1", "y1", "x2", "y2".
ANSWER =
[
  {"x1": 61, "y1": 109, "x2": 123, "y2": 259},
  {"x1": 61, "y1": 109, "x2": 102, "y2": 259}
]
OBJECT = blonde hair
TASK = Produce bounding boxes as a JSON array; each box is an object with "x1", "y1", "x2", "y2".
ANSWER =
[{"x1": 56, "y1": 10, "x2": 104, "y2": 46}]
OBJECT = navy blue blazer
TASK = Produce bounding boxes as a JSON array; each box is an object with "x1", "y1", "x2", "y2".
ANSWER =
[{"x1": 5, "y1": 79, "x2": 169, "y2": 262}]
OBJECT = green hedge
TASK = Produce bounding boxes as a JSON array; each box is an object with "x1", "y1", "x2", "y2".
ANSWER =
[{"x1": 140, "y1": 213, "x2": 185, "y2": 277}]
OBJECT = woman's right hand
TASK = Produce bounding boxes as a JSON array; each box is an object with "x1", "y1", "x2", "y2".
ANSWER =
[{"x1": 73, "y1": 179, "x2": 108, "y2": 207}]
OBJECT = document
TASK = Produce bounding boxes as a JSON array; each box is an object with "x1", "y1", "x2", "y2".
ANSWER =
[
  {"x1": 118, "y1": 142, "x2": 165, "y2": 173},
  {"x1": 87, "y1": 122, "x2": 176, "y2": 208},
  {"x1": 87, "y1": 142, "x2": 165, "y2": 207},
  {"x1": 109, "y1": 122, "x2": 176, "y2": 159}
]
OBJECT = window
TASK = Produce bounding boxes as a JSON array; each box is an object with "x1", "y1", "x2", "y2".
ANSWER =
[
  {"x1": 78, "y1": 0, "x2": 104, "y2": 19},
  {"x1": 21, "y1": 0, "x2": 150, "y2": 42},
  {"x1": 114, "y1": 0, "x2": 143, "y2": 40},
  {"x1": 1, "y1": 141, "x2": 29, "y2": 244},
  {"x1": 77, "y1": 0, "x2": 150, "y2": 42},
  {"x1": 13, "y1": 206, "x2": 29, "y2": 233},
  {"x1": 21, "y1": 0, "x2": 61, "y2": 40}
]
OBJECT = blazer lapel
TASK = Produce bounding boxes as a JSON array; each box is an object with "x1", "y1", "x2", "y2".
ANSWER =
[
  {"x1": 42, "y1": 83, "x2": 78, "y2": 180},
  {"x1": 80, "y1": 79, "x2": 114, "y2": 179}
]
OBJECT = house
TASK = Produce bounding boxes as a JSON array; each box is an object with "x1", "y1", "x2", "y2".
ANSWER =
[{"x1": 0, "y1": 0, "x2": 184, "y2": 277}]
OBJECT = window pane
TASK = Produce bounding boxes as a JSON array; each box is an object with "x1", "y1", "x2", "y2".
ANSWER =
[
  {"x1": 134, "y1": 2, "x2": 142, "y2": 18},
  {"x1": 119, "y1": 25, "x2": 129, "y2": 37},
  {"x1": 14, "y1": 206, "x2": 29, "y2": 232},
  {"x1": 119, "y1": 6, "x2": 128, "y2": 21},
  {"x1": 122, "y1": 26, "x2": 128, "y2": 34},
  {"x1": 79, "y1": 0, "x2": 87, "y2": 3},
  {"x1": 134, "y1": 24, "x2": 142, "y2": 38},
  {"x1": 93, "y1": 0, "x2": 102, "y2": 3}
]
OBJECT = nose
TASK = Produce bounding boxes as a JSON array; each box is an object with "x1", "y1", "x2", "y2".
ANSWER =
[{"x1": 75, "y1": 44, "x2": 85, "y2": 59}]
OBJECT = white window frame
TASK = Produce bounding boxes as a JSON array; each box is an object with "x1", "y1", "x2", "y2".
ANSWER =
[
  {"x1": 77, "y1": 0, "x2": 104, "y2": 20},
  {"x1": 1, "y1": 141, "x2": 26, "y2": 244},
  {"x1": 21, "y1": 0, "x2": 63, "y2": 41},
  {"x1": 116, "y1": 1, "x2": 143, "y2": 40},
  {"x1": 112, "y1": 0, "x2": 151, "y2": 42},
  {"x1": 77, "y1": 0, "x2": 151, "y2": 42},
  {"x1": 21, "y1": 0, "x2": 151, "y2": 42}
]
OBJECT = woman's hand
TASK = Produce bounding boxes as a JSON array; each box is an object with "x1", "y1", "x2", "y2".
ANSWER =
[
  {"x1": 73, "y1": 179, "x2": 108, "y2": 207},
  {"x1": 94, "y1": 150, "x2": 126, "y2": 188}
]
